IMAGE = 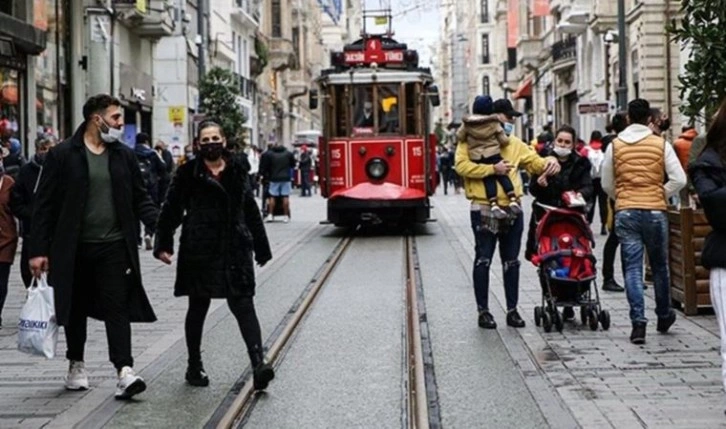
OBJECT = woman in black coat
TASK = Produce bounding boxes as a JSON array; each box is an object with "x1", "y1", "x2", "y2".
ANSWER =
[
  {"x1": 154, "y1": 121, "x2": 274, "y2": 389},
  {"x1": 689, "y1": 98, "x2": 726, "y2": 399},
  {"x1": 526, "y1": 125, "x2": 594, "y2": 320}
]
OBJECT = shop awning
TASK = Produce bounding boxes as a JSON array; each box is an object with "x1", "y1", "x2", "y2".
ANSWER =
[
  {"x1": 0, "y1": 13, "x2": 47, "y2": 55},
  {"x1": 513, "y1": 77, "x2": 533, "y2": 99}
]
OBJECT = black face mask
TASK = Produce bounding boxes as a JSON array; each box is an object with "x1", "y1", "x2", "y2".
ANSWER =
[
  {"x1": 199, "y1": 142, "x2": 224, "y2": 161},
  {"x1": 35, "y1": 152, "x2": 47, "y2": 165}
]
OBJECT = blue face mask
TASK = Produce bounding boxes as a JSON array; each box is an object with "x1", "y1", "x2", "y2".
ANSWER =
[{"x1": 503, "y1": 122, "x2": 514, "y2": 136}]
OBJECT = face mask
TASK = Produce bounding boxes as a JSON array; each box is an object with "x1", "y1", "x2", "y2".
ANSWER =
[
  {"x1": 503, "y1": 122, "x2": 514, "y2": 136},
  {"x1": 97, "y1": 117, "x2": 123, "y2": 143},
  {"x1": 199, "y1": 142, "x2": 224, "y2": 161},
  {"x1": 553, "y1": 147, "x2": 572, "y2": 158},
  {"x1": 35, "y1": 152, "x2": 47, "y2": 165}
]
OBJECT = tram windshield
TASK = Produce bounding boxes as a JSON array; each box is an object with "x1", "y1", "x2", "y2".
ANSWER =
[{"x1": 328, "y1": 82, "x2": 423, "y2": 138}]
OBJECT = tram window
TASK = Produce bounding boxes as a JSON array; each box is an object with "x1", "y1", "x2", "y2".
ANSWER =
[
  {"x1": 332, "y1": 85, "x2": 349, "y2": 137},
  {"x1": 352, "y1": 85, "x2": 376, "y2": 134},
  {"x1": 405, "y1": 83, "x2": 420, "y2": 135},
  {"x1": 378, "y1": 84, "x2": 400, "y2": 134}
]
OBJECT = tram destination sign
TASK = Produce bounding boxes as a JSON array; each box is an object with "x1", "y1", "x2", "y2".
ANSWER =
[{"x1": 343, "y1": 38, "x2": 405, "y2": 65}]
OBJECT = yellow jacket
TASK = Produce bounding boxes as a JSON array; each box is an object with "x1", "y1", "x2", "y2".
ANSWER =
[{"x1": 455, "y1": 135, "x2": 552, "y2": 206}]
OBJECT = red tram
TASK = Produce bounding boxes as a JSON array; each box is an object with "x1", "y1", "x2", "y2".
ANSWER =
[{"x1": 309, "y1": 22, "x2": 441, "y2": 226}]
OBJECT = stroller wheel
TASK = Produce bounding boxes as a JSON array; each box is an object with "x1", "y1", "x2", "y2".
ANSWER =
[
  {"x1": 554, "y1": 310, "x2": 564, "y2": 332},
  {"x1": 534, "y1": 306, "x2": 543, "y2": 327},
  {"x1": 599, "y1": 310, "x2": 611, "y2": 331},
  {"x1": 580, "y1": 306, "x2": 588, "y2": 325},
  {"x1": 542, "y1": 312, "x2": 553, "y2": 333},
  {"x1": 588, "y1": 308, "x2": 599, "y2": 331}
]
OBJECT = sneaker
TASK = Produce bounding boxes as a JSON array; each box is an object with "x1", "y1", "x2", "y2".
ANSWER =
[
  {"x1": 478, "y1": 311, "x2": 497, "y2": 329},
  {"x1": 253, "y1": 362, "x2": 275, "y2": 391},
  {"x1": 508, "y1": 200, "x2": 522, "y2": 215},
  {"x1": 491, "y1": 205, "x2": 507, "y2": 219},
  {"x1": 657, "y1": 311, "x2": 677, "y2": 333},
  {"x1": 185, "y1": 363, "x2": 210, "y2": 387},
  {"x1": 65, "y1": 360, "x2": 89, "y2": 391},
  {"x1": 506, "y1": 309, "x2": 526, "y2": 328},
  {"x1": 144, "y1": 235, "x2": 153, "y2": 251},
  {"x1": 115, "y1": 366, "x2": 146, "y2": 400},
  {"x1": 630, "y1": 322, "x2": 647, "y2": 344},
  {"x1": 602, "y1": 279, "x2": 625, "y2": 292},
  {"x1": 264, "y1": 215, "x2": 273, "y2": 223},
  {"x1": 283, "y1": 216, "x2": 290, "y2": 224}
]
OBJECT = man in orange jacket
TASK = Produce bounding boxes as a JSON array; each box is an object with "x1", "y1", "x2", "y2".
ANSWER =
[{"x1": 674, "y1": 125, "x2": 698, "y2": 170}]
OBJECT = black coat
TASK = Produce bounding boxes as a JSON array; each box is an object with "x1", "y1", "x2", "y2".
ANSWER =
[
  {"x1": 689, "y1": 147, "x2": 726, "y2": 269},
  {"x1": 529, "y1": 151, "x2": 594, "y2": 216},
  {"x1": 29, "y1": 124, "x2": 159, "y2": 326},
  {"x1": 154, "y1": 155, "x2": 272, "y2": 298},
  {"x1": 9, "y1": 155, "x2": 42, "y2": 237}
]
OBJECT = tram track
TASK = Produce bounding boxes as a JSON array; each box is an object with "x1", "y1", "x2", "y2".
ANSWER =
[{"x1": 206, "y1": 231, "x2": 441, "y2": 429}]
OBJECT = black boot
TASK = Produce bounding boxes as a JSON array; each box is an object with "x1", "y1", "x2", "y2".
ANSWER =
[
  {"x1": 250, "y1": 347, "x2": 275, "y2": 391},
  {"x1": 186, "y1": 361, "x2": 209, "y2": 387},
  {"x1": 506, "y1": 309, "x2": 526, "y2": 328},
  {"x1": 602, "y1": 278, "x2": 625, "y2": 292}
]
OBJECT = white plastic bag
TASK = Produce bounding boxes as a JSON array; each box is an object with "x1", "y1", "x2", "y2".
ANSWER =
[{"x1": 17, "y1": 274, "x2": 58, "y2": 358}]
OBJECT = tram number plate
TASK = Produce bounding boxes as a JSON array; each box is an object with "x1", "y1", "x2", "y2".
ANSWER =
[{"x1": 412, "y1": 147, "x2": 423, "y2": 157}]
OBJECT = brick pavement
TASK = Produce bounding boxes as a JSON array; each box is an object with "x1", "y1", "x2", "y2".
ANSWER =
[
  {"x1": 434, "y1": 192, "x2": 726, "y2": 429},
  {"x1": 0, "y1": 194, "x2": 325, "y2": 429}
]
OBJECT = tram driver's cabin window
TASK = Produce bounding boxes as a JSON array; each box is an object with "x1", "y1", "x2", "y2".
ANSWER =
[{"x1": 351, "y1": 84, "x2": 400, "y2": 136}]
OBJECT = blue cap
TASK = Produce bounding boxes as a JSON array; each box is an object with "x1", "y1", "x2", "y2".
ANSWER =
[{"x1": 472, "y1": 95, "x2": 493, "y2": 115}]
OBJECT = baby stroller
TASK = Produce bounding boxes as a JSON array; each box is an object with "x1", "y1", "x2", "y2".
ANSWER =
[{"x1": 530, "y1": 204, "x2": 611, "y2": 333}]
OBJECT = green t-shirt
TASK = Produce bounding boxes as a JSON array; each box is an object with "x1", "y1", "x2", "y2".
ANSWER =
[{"x1": 80, "y1": 147, "x2": 124, "y2": 243}]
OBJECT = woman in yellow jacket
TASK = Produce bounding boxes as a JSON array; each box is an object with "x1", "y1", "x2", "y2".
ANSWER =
[{"x1": 455, "y1": 99, "x2": 560, "y2": 329}]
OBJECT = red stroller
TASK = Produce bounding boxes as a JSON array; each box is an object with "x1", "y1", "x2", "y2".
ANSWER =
[{"x1": 530, "y1": 205, "x2": 611, "y2": 332}]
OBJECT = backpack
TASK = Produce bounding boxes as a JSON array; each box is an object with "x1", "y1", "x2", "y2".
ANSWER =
[
  {"x1": 137, "y1": 156, "x2": 154, "y2": 188},
  {"x1": 587, "y1": 148, "x2": 604, "y2": 179}
]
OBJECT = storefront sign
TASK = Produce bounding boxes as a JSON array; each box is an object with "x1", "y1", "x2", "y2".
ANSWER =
[
  {"x1": 119, "y1": 63, "x2": 153, "y2": 107},
  {"x1": 168, "y1": 106, "x2": 185, "y2": 123},
  {"x1": 578, "y1": 102, "x2": 615, "y2": 115}
]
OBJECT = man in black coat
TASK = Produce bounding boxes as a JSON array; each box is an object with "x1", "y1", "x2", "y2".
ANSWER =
[
  {"x1": 259, "y1": 143, "x2": 295, "y2": 222},
  {"x1": 10, "y1": 136, "x2": 56, "y2": 287},
  {"x1": 29, "y1": 94, "x2": 158, "y2": 400}
]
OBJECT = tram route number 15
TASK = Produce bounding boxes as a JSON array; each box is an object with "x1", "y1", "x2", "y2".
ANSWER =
[{"x1": 412, "y1": 147, "x2": 423, "y2": 157}]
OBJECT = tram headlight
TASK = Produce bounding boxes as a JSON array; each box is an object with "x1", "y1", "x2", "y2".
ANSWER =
[{"x1": 366, "y1": 158, "x2": 388, "y2": 180}]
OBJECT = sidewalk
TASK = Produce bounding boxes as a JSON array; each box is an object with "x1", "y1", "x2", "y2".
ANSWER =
[
  {"x1": 0, "y1": 193, "x2": 325, "y2": 429},
  {"x1": 434, "y1": 192, "x2": 725, "y2": 428}
]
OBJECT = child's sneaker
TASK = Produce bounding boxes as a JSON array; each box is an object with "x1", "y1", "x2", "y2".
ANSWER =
[
  {"x1": 508, "y1": 199, "x2": 522, "y2": 215},
  {"x1": 491, "y1": 204, "x2": 507, "y2": 219}
]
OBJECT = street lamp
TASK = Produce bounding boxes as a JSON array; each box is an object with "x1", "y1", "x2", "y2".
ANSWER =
[{"x1": 616, "y1": 0, "x2": 627, "y2": 110}]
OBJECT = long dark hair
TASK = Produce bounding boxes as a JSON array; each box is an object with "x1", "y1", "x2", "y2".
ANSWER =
[{"x1": 705, "y1": 97, "x2": 726, "y2": 160}]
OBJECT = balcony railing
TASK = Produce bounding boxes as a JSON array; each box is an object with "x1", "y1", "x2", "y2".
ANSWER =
[
  {"x1": 552, "y1": 37, "x2": 576, "y2": 63},
  {"x1": 235, "y1": 0, "x2": 261, "y2": 23},
  {"x1": 239, "y1": 74, "x2": 257, "y2": 101}
]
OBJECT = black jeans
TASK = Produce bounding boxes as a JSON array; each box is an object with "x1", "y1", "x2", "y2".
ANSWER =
[
  {"x1": 471, "y1": 210, "x2": 524, "y2": 312},
  {"x1": 185, "y1": 295, "x2": 263, "y2": 365},
  {"x1": 300, "y1": 169, "x2": 311, "y2": 196},
  {"x1": 0, "y1": 262, "x2": 11, "y2": 323},
  {"x1": 65, "y1": 240, "x2": 134, "y2": 370},
  {"x1": 477, "y1": 154, "x2": 515, "y2": 201},
  {"x1": 587, "y1": 179, "x2": 608, "y2": 225},
  {"x1": 602, "y1": 228, "x2": 620, "y2": 281}
]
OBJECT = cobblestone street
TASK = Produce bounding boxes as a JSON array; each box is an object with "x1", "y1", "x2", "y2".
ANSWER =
[{"x1": 0, "y1": 192, "x2": 723, "y2": 428}]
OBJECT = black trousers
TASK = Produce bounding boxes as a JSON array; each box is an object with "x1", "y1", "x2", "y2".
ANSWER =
[
  {"x1": 185, "y1": 295, "x2": 263, "y2": 366},
  {"x1": 587, "y1": 179, "x2": 608, "y2": 225},
  {"x1": 602, "y1": 230, "x2": 620, "y2": 281},
  {"x1": 65, "y1": 240, "x2": 134, "y2": 370},
  {"x1": 0, "y1": 262, "x2": 11, "y2": 324},
  {"x1": 20, "y1": 237, "x2": 32, "y2": 288}
]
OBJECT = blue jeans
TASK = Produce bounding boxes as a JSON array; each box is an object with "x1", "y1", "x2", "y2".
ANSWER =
[
  {"x1": 614, "y1": 209, "x2": 672, "y2": 324},
  {"x1": 470, "y1": 210, "x2": 523, "y2": 312}
]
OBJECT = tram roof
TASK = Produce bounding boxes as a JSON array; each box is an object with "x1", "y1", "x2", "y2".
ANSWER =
[{"x1": 317, "y1": 68, "x2": 435, "y2": 85}]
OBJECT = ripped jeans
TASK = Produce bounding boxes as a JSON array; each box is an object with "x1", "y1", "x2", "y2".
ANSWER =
[{"x1": 470, "y1": 210, "x2": 524, "y2": 312}]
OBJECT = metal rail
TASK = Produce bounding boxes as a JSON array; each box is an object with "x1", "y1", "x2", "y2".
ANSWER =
[{"x1": 212, "y1": 234, "x2": 355, "y2": 429}]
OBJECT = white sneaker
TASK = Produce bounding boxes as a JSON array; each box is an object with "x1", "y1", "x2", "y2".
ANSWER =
[
  {"x1": 65, "y1": 360, "x2": 89, "y2": 391},
  {"x1": 115, "y1": 366, "x2": 146, "y2": 400},
  {"x1": 283, "y1": 216, "x2": 290, "y2": 223},
  {"x1": 491, "y1": 205, "x2": 508, "y2": 219},
  {"x1": 264, "y1": 215, "x2": 273, "y2": 223}
]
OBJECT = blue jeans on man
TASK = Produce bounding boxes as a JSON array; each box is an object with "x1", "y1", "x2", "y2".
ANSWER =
[{"x1": 614, "y1": 209, "x2": 672, "y2": 324}]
